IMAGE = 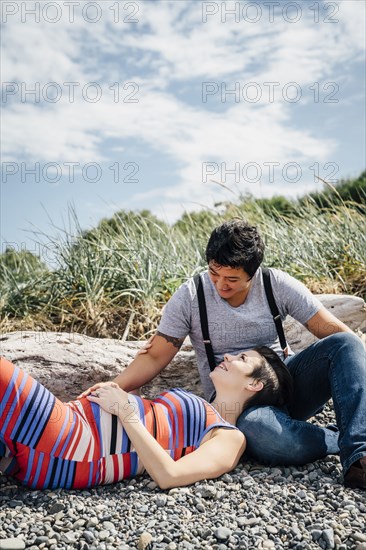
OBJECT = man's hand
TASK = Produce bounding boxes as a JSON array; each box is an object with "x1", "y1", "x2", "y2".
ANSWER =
[{"x1": 136, "y1": 335, "x2": 155, "y2": 356}]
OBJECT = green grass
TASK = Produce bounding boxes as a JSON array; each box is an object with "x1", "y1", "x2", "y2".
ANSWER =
[{"x1": 1, "y1": 181, "x2": 365, "y2": 339}]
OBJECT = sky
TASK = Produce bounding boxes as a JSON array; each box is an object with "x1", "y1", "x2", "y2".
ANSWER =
[{"x1": 1, "y1": 0, "x2": 365, "y2": 256}]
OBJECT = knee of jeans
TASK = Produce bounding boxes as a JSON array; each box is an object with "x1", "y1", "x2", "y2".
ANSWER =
[{"x1": 325, "y1": 331, "x2": 363, "y2": 351}]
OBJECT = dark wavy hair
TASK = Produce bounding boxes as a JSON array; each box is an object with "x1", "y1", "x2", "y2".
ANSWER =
[
  {"x1": 205, "y1": 219, "x2": 265, "y2": 278},
  {"x1": 244, "y1": 346, "x2": 294, "y2": 409}
]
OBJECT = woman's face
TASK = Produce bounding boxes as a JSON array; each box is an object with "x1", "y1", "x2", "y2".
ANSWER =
[{"x1": 210, "y1": 350, "x2": 263, "y2": 390}]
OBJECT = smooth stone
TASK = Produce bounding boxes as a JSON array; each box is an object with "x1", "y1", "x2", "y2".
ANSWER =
[
  {"x1": 82, "y1": 531, "x2": 95, "y2": 543},
  {"x1": 200, "y1": 486, "x2": 217, "y2": 499},
  {"x1": 73, "y1": 519, "x2": 86, "y2": 529},
  {"x1": 48, "y1": 503, "x2": 64, "y2": 515},
  {"x1": 214, "y1": 527, "x2": 232, "y2": 541},
  {"x1": 87, "y1": 518, "x2": 99, "y2": 528},
  {"x1": 34, "y1": 537, "x2": 49, "y2": 545},
  {"x1": 0, "y1": 539, "x2": 26, "y2": 550},
  {"x1": 102, "y1": 521, "x2": 115, "y2": 530},
  {"x1": 244, "y1": 517, "x2": 260, "y2": 526},
  {"x1": 138, "y1": 532, "x2": 153, "y2": 550},
  {"x1": 311, "y1": 530, "x2": 322, "y2": 541},
  {"x1": 61, "y1": 532, "x2": 77, "y2": 543},
  {"x1": 98, "y1": 530, "x2": 109, "y2": 541},
  {"x1": 8, "y1": 501, "x2": 23, "y2": 509},
  {"x1": 236, "y1": 517, "x2": 246, "y2": 528},
  {"x1": 322, "y1": 528, "x2": 335, "y2": 549},
  {"x1": 156, "y1": 495, "x2": 167, "y2": 507}
]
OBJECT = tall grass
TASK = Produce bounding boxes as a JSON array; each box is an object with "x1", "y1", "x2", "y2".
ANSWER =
[{"x1": 1, "y1": 197, "x2": 365, "y2": 338}]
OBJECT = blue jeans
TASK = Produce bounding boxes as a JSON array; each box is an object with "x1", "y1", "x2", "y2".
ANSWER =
[{"x1": 237, "y1": 333, "x2": 366, "y2": 473}]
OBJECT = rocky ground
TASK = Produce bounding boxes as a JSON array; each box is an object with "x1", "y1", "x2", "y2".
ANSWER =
[
  {"x1": 1, "y1": 313, "x2": 366, "y2": 550},
  {"x1": 1, "y1": 404, "x2": 365, "y2": 550}
]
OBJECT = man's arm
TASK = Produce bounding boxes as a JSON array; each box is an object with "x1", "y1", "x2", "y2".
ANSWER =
[
  {"x1": 112, "y1": 332, "x2": 185, "y2": 391},
  {"x1": 305, "y1": 307, "x2": 353, "y2": 339}
]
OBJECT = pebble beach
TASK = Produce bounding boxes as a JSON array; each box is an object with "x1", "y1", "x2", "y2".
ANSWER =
[{"x1": 1, "y1": 407, "x2": 365, "y2": 550}]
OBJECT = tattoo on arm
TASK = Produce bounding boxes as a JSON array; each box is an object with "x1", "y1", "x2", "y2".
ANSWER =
[{"x1": 156, "y1": 331, "x2": 184, "y2": 350}]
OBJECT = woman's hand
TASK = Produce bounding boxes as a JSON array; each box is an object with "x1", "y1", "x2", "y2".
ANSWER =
[
  {"x1": 87, "y1": 384, "x2": 131, "y2": 418},
  {"x1": 77, "y1": 381, "x2": 119, "y2": 399}
]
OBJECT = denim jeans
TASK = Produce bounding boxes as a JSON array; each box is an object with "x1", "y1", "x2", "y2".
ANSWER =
[{"x1": 237, "y1": 333, "x2": 366, "y2": 473}]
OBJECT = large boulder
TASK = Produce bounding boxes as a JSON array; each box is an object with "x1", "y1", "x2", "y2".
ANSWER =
[
  {"x1": 1, "y1": 295, "x2": 364, "y2": 400},
  {"x1": 0, "y1": 331, "x2": 200, "y2": 400},
  {"x1": 284, "y1": 294, "x2": 366, "y2": 352}
]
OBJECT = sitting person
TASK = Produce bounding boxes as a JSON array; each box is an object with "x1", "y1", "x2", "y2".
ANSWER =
[
  {"x1": 0, "y1": 347, "x2": 292, "y2": 490},
  {"x1": 81, "y1": 219, "x2": 365, "y2": 489}
]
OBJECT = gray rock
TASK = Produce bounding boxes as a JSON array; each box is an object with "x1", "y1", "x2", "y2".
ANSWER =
[
  {"x1": 0, "y1": 332, "x2": 200, "y2": 400},
  {"x1": 322, "y1": 528, "x2": 335, "y2": 549},
  {"x1": 156, "y1": 495, "x2": 167, "y2": 507},
  {"x1": 82, "y1": 531, "x2": 95, "y2": 544},
  {"x1": 214, "y1": 527, "x2": 232, "y2": 541},
  {"x1": 102, "y1": 521, "x2": 115, "y2": 530},
  {"x1": 48, "y1": 503, "x2": 64, "y2": 515},
  {"x1": 97, "y1": 530, "x2": 110, "y2": 541},
  {"x1": 312, "y1": 530, "x2": 322, "y2": 541}
]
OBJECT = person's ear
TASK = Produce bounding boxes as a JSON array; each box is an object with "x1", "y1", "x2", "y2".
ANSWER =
[{"x1": 246, "y1": 379, "x2": 264, "y2": 393}]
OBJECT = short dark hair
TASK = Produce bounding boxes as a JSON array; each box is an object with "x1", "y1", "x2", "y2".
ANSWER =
[
  {"x1": 205, "y1": 219, "x2": 265, "y2": 278},
  {"x1": 244, "y1": 346, "x2": 294, "y2": 409}
]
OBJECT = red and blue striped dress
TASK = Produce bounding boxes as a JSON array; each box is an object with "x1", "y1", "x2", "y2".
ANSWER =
[{"x1": 0, "y1": 357, "x2": 236, "y2": 489}]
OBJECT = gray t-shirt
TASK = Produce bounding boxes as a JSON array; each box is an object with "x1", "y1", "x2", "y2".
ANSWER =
[{"x1": 157, "y1": 267, "x2": 322, "y2": 400}]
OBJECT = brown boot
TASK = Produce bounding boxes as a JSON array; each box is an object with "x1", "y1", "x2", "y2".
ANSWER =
[{"x1": 344, "y1": 457, "x2": 366, "y2": 490}]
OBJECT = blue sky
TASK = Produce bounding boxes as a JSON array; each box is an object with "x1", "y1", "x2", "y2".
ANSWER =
[{"x1": 1, "y1": 0, "x2": 365, "y2": 255}]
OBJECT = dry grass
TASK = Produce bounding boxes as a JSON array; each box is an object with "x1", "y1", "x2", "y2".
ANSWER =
[{"x1": 1, "y1": 199, "x2": 365, "y2": 338}]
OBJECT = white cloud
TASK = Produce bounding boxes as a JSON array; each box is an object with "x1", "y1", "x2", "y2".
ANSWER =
[{"x1": 1, "y1": 0, "x2": 365, "y2": 225}]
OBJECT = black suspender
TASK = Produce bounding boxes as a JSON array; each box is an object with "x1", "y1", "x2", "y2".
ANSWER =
[
  {"x1": 262, "y1": 268, "x2": 288, "y2": 358},
  {"x1": 193, "y1": 274, "x2": 217, "y2": 372},
  {"x1": 193, "y1": 268, "x2": 288, "y2": 378}
]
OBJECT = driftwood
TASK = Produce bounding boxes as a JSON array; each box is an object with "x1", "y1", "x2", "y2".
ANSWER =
[{"x1": 1, "y1": 295, "x2": 364, "y2": 400}]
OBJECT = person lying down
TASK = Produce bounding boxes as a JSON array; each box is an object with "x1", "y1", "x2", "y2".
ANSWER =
[{"x1": 0, "y1": 348, "x2": 293, "y2": 490}]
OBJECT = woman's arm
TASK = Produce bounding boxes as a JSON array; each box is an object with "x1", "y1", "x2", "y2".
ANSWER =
[{"x1": 87, "y1": 387, "x2": 245, "y2": 490}]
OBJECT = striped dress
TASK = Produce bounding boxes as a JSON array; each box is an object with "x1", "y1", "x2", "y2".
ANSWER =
[{"x1": 0, "y1": 357, "x2": 236, "y2": 489}]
